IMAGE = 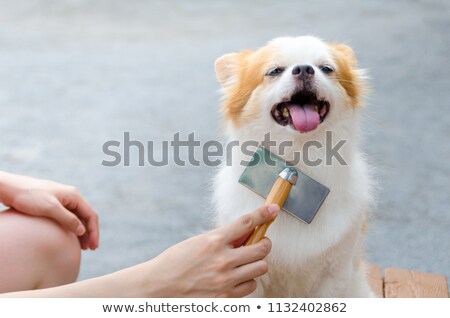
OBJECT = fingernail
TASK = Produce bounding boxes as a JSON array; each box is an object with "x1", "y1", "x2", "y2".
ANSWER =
[
  {"x1": 76, "y1": 224, "x2": 86, "y2": 236},
  {"x1": 268, "y1": 204, "x2": 280, "y2": 215}
]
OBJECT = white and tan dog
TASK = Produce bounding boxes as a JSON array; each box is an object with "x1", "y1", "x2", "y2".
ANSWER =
[{"x1": 213, "y1": 36, "x2": 375, "y2": 297}]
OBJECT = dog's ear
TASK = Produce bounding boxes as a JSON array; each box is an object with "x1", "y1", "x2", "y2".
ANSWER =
[
  {"x1": 215, "y1": 51, "x2": 250, "y2": 86},
  {"x1": 329, "y1": 43, "x2": 368, "y2": 107},
  {"x1": 330, "y1": 43, "x2": 357, "y2": 67}
]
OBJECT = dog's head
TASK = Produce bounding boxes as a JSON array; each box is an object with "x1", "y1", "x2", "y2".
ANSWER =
[{"x1": 215, "y1": 36, "x2": 367, "y2": 141}]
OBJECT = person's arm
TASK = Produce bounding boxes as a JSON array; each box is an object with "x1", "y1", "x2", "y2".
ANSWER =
[
  {"x1": 0, "y1": 171, "x2": 98, "y2": 250},
  {"x1": 1, "y1": 205, "x2": 279, "y2": 298}
]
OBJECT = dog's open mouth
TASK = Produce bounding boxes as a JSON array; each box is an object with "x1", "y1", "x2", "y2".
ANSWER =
[{"x1": 271, "y1": 90, "x2": 330, "y2": 133}]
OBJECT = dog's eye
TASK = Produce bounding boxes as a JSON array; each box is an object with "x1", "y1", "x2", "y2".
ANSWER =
[
  {"x1": 319, "y1": 65, "x2": 334, "y2": 74},
  {"x1": 265, "y1": 67, "x2": 285, "y2": 77}
]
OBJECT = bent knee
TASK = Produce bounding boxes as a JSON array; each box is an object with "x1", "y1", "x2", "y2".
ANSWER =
[
  {"x1": 32, "y1": 215, "x2": 81, "y2": 287},
  {"x1": 42, "y1": 221, "x2": 81, "y2": 278},
  {"x1": 0, "y1": 210, "x2": 81, "y2": 289}
]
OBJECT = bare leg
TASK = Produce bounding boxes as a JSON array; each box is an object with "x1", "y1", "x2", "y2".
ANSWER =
[{"x1": 0, "y1": 209, "x2": 81, "y2": 293}]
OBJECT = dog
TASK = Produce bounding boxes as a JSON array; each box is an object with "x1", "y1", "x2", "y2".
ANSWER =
[{"x1": 213, "y1": 36, "x2": 375, "y2": 297}]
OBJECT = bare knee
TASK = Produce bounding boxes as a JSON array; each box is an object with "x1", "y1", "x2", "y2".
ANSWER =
[
  {"x1": 0, "y1": 210, "x2": 81, "y2": 291},
  {"x1": 33, "y1": 216, "x2": 81, "y2": 288}
]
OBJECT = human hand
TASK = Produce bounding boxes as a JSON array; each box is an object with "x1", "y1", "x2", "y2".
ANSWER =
[
  {"x1": 122, "y1": 204, "x2": 279, "y2": 298},
  {"x1": 0, "y1": 172, "x2": 99, "y2": 250}
]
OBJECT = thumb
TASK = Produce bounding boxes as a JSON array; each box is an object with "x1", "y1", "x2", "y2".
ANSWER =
[
  {"x1": 49, "y1": 201, "x2": 86, "y2": 236},
  {"x1": 220, "y1": 204, "x2": 280, "y2": 244}
]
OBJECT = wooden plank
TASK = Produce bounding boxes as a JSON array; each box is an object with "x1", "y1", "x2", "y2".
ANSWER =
[
  {"x1": 366, "y1": 264, "x2": 384, "y2": 297},
  {"x1": 384, "y1": 268, "x2": 449, "y2": 298}
]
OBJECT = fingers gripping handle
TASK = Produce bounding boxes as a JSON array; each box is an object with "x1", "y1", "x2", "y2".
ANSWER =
[{"x1": 244, "y1": 168, "x2": 297, "y2": 246}]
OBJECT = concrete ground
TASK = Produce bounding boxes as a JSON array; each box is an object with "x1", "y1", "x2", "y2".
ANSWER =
[{"x1": 0, "y1": 0, "x2": 449, "y2": 281}]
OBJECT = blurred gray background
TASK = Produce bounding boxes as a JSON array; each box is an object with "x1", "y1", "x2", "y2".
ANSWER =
[{"x1": 0, "y1": 0, "x2": 449, "y2": 281}]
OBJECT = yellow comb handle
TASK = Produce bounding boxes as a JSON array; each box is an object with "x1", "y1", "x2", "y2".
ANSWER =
[{"x1": 244, "y1": 176, "x2": 292, "y2": 246}]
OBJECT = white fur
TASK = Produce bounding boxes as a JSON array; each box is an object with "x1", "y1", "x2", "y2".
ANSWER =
[{"x1": 214, "y1": 36, "x2": 375, "y2": 297}]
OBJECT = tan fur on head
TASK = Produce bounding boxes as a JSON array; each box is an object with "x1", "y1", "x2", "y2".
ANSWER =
[
  {"x1": 329, "y1": 43, "x2": 368, "y2": 107},
  {"x1": 216, "y1": 37, "x2": 367, "y2": 131},
  {"x1": 215, "y1": 47, "x2": 277, "y2": 126}
]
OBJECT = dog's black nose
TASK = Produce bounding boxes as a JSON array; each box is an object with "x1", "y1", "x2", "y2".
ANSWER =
[{"x1": 292, "y1": 65, "x2": 315, "y2": 77}]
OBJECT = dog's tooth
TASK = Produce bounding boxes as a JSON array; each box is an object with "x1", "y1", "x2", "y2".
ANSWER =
[
  {"x1": 314, "y1": 105, "x2": 319, "y2": 112},
  {"x1": 282, "y1": 107, "x2": 289, "y2": 118}
]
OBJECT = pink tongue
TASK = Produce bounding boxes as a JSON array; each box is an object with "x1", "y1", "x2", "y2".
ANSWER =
[{"x1": 288, "y1": 104, "x2": 320, "y2": 133}]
